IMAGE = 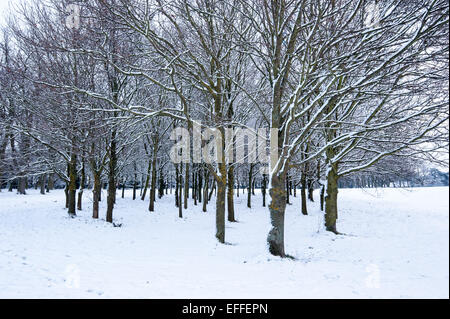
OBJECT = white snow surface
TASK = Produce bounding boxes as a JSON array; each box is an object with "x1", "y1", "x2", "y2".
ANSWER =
[{"x1": 0, "y1": 187, "x2": 448, "y2": 298}]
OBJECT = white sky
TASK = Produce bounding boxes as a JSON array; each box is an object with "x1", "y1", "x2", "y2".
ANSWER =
[{"x1": 0, "y1": 0, "x2": 25, "y2": 26}]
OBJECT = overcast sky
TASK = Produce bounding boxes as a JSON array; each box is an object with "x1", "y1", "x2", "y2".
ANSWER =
[{"x1": 0, "y1": 0, "x2": 24, "y2": 26}]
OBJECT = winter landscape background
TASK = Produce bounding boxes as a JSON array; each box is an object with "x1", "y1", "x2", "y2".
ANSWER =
[{"x1": 0, "y1": 0, "x2": 449, "y2": 299}]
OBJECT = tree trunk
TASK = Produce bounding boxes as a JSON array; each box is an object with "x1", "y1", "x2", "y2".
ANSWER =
[
  {"x1": 77, "y1": 160, "x2": 86, "y2": 210},
  {"x1": 193, "y1": 170, "x2": 197, "y2": 205},
  {"x1": 65, "y1": 184, "x2": 69, "y2": 208},
  {"x1": 68, "y1": 153, "x2": 77, "y2": 217},
  {"x1": 149, "y1": 151, "x2": 157, "y2": 212},
  {"x1": 175, "y1": 165, "x2": 180, "y2": 207},
  {"x1": 202, "y1": 170, "x2": 209, "y2": 212},
  {"x1": 198, "y1": 168, "x2": 202, "y2": 203},
  {"x1": 106, "y1": 133, "x2": 117, "y2": 223},
  {"x1": 158, "y1": 169, "x2": 165, "y2": 199},
  {"x1": 300, "y1": 170, "x2": 307, "y2": 215},
  {"x1": 178, "y1": 172, "x2": 183, "y2": 218},
  {"x1": 208, "y1": 178, "x2": 215, "y2": 201},
  {"x1": 215, "y1": 163, "x2": 227, "y2": 243},
  {"x1": 40, "y1": 174, "x2": 46, "y2": 195},
  {"x1": 133, "y1": 163, "x2": 137, "y2": 200},
  {"x1": 93, "y1": 171, "x2": 101, "y2": 219},
  {"x1": 286, "y1": 174, "x2": 290, "y2": 204},
  {"x1": 307, "y1": 179, "x2": 314, "y2": 202},
  {"x1": 247, "y1": 164, "x2": 253, "y2": 208},
  {"x1": 48, "y1": 173, "x2": 54, "y2": 191},
  {"x1": 184, "y1": 162, "x2": 189, "y2": 210},
  {"x1": 141, "y1": 158, "x2": 151, "y2": 201},
  {"x1": 320, "y1": 185, "x2": 325, "y2": 211},
  {"x1": 267, "y1": 173, "x2": 286, "y2": 257},
  {"x1": 262, "y1": 174, "x2": 267, "y2": 207},
  {"x1": 324, "y1": 163, "x2": 339, "y2": 234},
  {"x1": 18, "y1": 176, "x2": 26, "y2": 195},
  {"x1": 227, "y1": 165, "x2": 236, "y2": 222}
]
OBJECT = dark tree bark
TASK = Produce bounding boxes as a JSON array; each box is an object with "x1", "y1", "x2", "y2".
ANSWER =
[
  {"x1": 286, "y1": 174, "x2": 290, "y2": 204},
  {"x1": 325, "y1": 163, "x2": 339, "y2": 234},
  {"x1": 106, "y1": 131, "x2": 117, "y2": 223},
  {"x1": 320, "y1": 185, "x2": 325, "y2": 211},
  {"x1": 307, "y1": 179, "x2": 314, "y2": 202},
  {"x1": 198, "y1": 167, "x2": 202, "y2": 203},
  {"x1": 92, "y1": 171, "x2": 101, "y2": 219},
  {"x1": 18, "y1": 177, "x2": 26, "y2": 195},
  {"x1": 178, "y1": 171, "x2": 183, "y2": 218},
  {"x1": 48, "y1": 173, "x2": 54, "y2": 192},
  {"x1": 77, "y1": 160, "x2": 86, "y2": 210},
  {"x1": 193, "y1": 170, "x2": 197, "y2": 205},
  {"x1": 183, "y1": 162, "x2": 189, "y2": 210},
  {"x1": 202, "y1": 169, "x2": 209, "y2": 212},
  {"x1": 175, "y1": 165, "x2": 180, "y2": 207},
  {"x1": 141, "y1": 158, "x2": 151, "y2": 201},
  {"x1": 158, "y1": 168, "x2": 164, "y2": 199},
  {"x1": 215, "y1": 163, "x2": 227, "y2": 243},
  {"x1": 300, "y1": 170, "x2": 307, "y2": 215},
  {"x1": 208, "y1": 178, "x2": 215, "y2": 201},
  {"x1": 133, "y1": 162, "x2": 137, "y2": 200},
  {"x1": 68, "y1": 152, "x2": 77, "y2": 217},
  {"x1": 40, "y1": 174, "x2": 46, "y2": 195},
  {"x1": 64, "y1": 184, "x2": 69, "y2": 208},
  {"x1": 227, "y1": 165, "x2": 236, "y2": 222},
  {"x1": 267, "y1": 173, "x2": 286, "y2": 257},
  {"x1": 247, "y1": 163, "x2": 254, "y2": 208},
  {"x1": 149, "y1": 149, "x2": 157, "y2": 212},
  {"x1": 262, "y1": 174, "x2": 267, "y2": 207}
]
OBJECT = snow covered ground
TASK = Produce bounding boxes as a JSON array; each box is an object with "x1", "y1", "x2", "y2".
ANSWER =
[{"x1": 0, "y1": 186, "x2": 448, "y2": 298}]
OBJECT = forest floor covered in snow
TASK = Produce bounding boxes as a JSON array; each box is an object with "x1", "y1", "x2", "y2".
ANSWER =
[{"x1": 0, "y1": 186, "x2": 448, "y2": 298}]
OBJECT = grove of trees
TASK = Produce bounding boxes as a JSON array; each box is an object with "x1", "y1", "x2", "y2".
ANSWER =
[{"x1": 0, "y1": 0, "x2": 448, "y2": 257}]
